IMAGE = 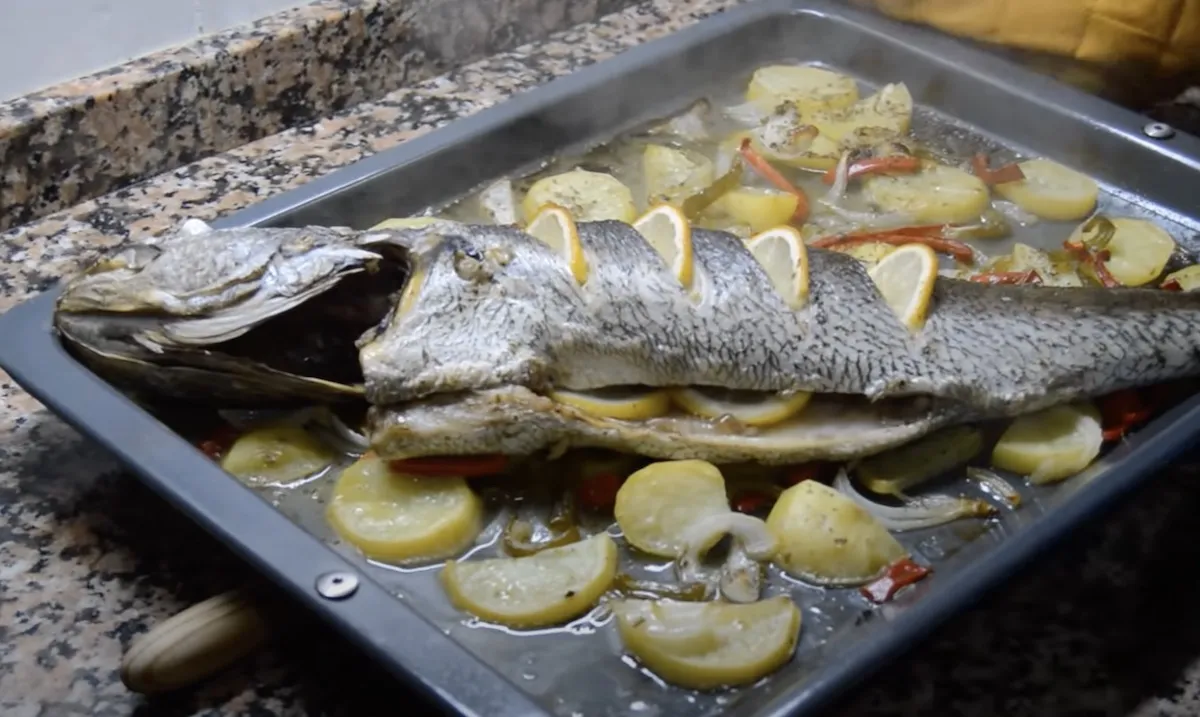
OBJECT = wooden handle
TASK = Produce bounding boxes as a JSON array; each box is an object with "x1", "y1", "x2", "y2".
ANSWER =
[{"x1": 120, "y1": 588, "x2": 272, "y2": 694}]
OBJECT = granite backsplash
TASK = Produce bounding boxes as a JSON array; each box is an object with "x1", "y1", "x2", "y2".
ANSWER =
[{"x1": 0, "y1": 0, "x2": 639, "y2": 233}]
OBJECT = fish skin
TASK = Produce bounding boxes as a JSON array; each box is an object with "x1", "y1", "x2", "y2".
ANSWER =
[
  {"x1": 362, "y1": 219, "x2": 1200, "y2": 418},
  {"x1": 366, "y1": 387, "x2": 952, "y2": 465}
]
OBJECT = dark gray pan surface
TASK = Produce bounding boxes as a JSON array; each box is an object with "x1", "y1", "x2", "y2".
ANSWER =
[{"x1": 4, "y1": 2, "x2": 1200, "y2": 716}]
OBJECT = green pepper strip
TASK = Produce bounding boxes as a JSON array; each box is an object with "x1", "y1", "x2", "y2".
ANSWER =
[
  {"x1": 612, "y1": 573, "x2": 713, "y2": 602},
  {"x1": 680, "y1": 160, "x2": 744, "y2": 220}
]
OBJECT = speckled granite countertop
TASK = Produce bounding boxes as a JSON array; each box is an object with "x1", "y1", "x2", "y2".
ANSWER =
[{"x1": 6, "y1": 1, "x2": 1200, "y2": 715}]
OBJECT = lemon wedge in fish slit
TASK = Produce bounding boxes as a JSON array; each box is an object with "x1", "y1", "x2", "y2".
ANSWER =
[
  {"x1": 633, "y1": 204, "x2": 694, "y2": 290},
  {"x1": 867, "y1": 242, "x2": 938, "y2": 331},
  {"x1": 745, "y1": 225, "x2": 809, "y2": 309},
  {"x1": 670, "y1": 387, "x2": 812, "y2": 428},
  {"x1": 526, "y1": 204, "x2": 589, "y2": 285},
  {"x1": 549, "y1": 386, "x2": 672, "y2": 421}
]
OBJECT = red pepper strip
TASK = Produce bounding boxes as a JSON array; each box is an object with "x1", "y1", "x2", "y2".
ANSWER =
[
  {"x1": 576, "y1": 472, "x2": 624, "y2": 511},
  {"x1": 821, "y1": 155, "x2": 922, "y2": 185},
  {"x1": 738, "y1": 138, "x2": 810, "y2": 224},
  {"x1": 732, "y1": 492, "x2": 773, "y2": 514},
  {"x1": 389, "y1": 454, "x2": 508, "y2": 478},
  {"x1": 197, "y1": 424, "x2": 239, "y2": 461},
  {"x1": 968, "y1": 269, "x2": 1043, "y2": 286},
  {"x1": 812, "y1": 233, "x2": 975, "y2": 263},
  {"x1": 860, "y1": 558, "x2": 932, "y2": 604},
  {"x1": 970, "y1": 153, "x2": 1026, "y2": 185},
  {"x1": 1098, "y1": 389, "x2": 1154, "y2": 442},
  {"x1": 1064, "y1": 241, "x2": 1120, "y2": 288},
  {"x1": 1162, "y1": 278, "x2": 1183, "y2": 291}
]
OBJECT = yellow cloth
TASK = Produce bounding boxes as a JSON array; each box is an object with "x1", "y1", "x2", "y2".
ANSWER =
[{"x1": 869, "y1": 0, "x2": 1200, "y2": 74}]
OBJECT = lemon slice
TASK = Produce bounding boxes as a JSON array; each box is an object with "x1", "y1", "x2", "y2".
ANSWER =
[
  {"x1": 549, "y1": 386, "x2": 672, "y2": 420},
  {"x1": 745, "y1": 225, "x2": 809, "y2": 309},
  {"x1": 614, "y1": 460, "x2": 732, "y2": 558},
  {"x1": 633, "y1": 204, "x2": 694, "y2": 289},
  {"x1": 327, "y1": 453, "x2": 484, "y2": 563},
  {"x1": 766, "y1": 479, "x2": 907, "y2": 585},
  {"x1": 220, "y1": 425, "x2": 336, "y2": 487},
  {"x1": 612, "y1": 596, "x2": 802, "y2": 690},
  {"x1": 746, "y1": 64, "x2": 859, "y2": 114},
  {"x1": 1068, "y1": 216, "x2": 1176, "y2": 287},
  {"x1": 867, "y1": 242, "x2": 939, "y2": 331},
  {"x1": 527, "y1": 204, "x2": 589, "y2": 285},
  {"x1": 994, "y1": 158, "x2": 1099, "y2": 221},
  {"x1": 991, "y1": 403, "x2": 1104, "y2": 484},
  {"x1": 670, "y1": 387, "x2": 811, "y2": 428},
  {"x1": 441, "y1": 533, "x2": 618, "y2": 629}
]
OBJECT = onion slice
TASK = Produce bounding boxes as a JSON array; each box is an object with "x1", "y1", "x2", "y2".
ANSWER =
[
  {"x1": 966, "y1": 467, "x2": 1023, "y2": 508},
  {"x1": 833, "y1": 469, "x2": 995, "y2": 532},
  {"x1": 676, "y1": 512, "x2": 778, "y2": 603}
]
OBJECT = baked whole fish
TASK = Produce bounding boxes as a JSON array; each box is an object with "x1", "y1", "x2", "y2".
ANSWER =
[{"x1": 52, "y1": 218, "x2": 1200, "y2": 464}]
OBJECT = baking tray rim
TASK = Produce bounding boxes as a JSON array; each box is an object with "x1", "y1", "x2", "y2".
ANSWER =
[{"x1": 3, "y1": 1, "x2": 1200, "y2": 716}]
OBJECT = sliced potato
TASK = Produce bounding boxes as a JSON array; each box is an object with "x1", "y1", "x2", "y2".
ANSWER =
[
  {"x1": 441, "y1": 533, "x2": 617, "y2": 629},
  {"x1": 1010, "y1": 242, "x2": 1082, "y2": 287},
  {"x1": 643, "y1": 144, "x2": 715, "y2": 207},
  {"x1": 856, "y1": 425, "x2": 984, "y2": 496},
  {"x1": 992, "y1": 403, "x2": 1104, "y2": 484},
  {"x1": 1163, "y1": 264, "x2": 1200, "y2": 291},
  {"x1": 614, "y1": 460, "x2": 732, "y2": 558},
  {"x1": 994, "y1": 158, "x2": 1099, "y2": 221},
  {"x1": 834, "y1": 241, "x2": 898, "y2": 266},
  {"x1": 1068, "y1": 216, "x2": 1176, "y2": 287},
  {"x1": 746, "y1": 64, "x2": 860, "y2": 114},
  {"x1": 612, "y1": 596, "x2": 801, "y2": 690},
  {"x1": 327, "y1": 453, "x2": 483, "y2": 563},
  {"x1": 766, "y1": 479, "x2": 906, "y2": 585},
  {"x1": 863, "y1": 160, "x2": 990, "y2": 224},
  {"x1": 521, "y1": 169, "x2": 637, "y2": 223},
  {"x1": 708, "y1": 187, "x2": 800, "y2": 233},
  {"x1": 806, "y1": 82, "x2": 913, "y2": 145},
  {"x1": 220, "y1": 425, "x2": 335, "y2": 487}
]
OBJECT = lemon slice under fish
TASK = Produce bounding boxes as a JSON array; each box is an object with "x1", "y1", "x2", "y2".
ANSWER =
[
  {"x1": 327, "y1": 453, "x2": 484, "y2": 563},
  {"x1": 867, "y1": 242, "x2": 939, "y2": 331},
  {"x1": 614, "y1": 460, "x2": 732, "y2": 558},
  {"x1": 612, "y1": 596, "x2": 802, "y2": 690},
  {"x1": 991, "y1": 403, "x2": 1104, "y2": 484},
  {"x1": 549, "y1": 386, "x2": 672, "y2": 421},
  {"x1": 633, "y1": 204, "x2": 694, "y2": 289},
  {"x1": 441, "y1": 533, "x2": 618, "y2": 629},
  {"x1": 670, "y1": 387, "x2": 812, "y2": 428},
  {"x1": 526, "y1": 204, "x2": 589, "y2": 285},
  {"x1": 745, "y1": 225, "x2": 809, "y2": 309}
]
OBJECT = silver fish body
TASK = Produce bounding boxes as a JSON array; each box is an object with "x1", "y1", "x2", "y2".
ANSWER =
[{"x1": 52, "y1": 219, "x2": 1200, "y2": 463}]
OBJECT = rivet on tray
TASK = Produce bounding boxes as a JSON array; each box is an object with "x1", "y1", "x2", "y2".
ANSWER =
[
  {"x1": 1143, "y1": 122, "x2": 1176, "y2": 139},
  {"x1": 315, "y1": 571, "x2": 360, "y2": 600}
]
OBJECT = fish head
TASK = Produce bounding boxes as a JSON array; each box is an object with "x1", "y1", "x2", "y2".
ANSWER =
[{"x1": 53, "y1": 223, "x2": 410, "y2": 406}]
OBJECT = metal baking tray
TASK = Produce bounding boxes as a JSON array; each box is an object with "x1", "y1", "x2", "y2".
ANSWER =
[{"x1": 6, "y1": 1, "x2": 1200, "y2": 715}]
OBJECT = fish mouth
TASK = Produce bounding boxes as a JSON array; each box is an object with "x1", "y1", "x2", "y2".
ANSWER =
[
  {"x1": 54, "y1": 242, "x2": 411, "y2": 405},
  {"x1": 366, "y1": 386, "x2": 957, "y2": 465}
]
